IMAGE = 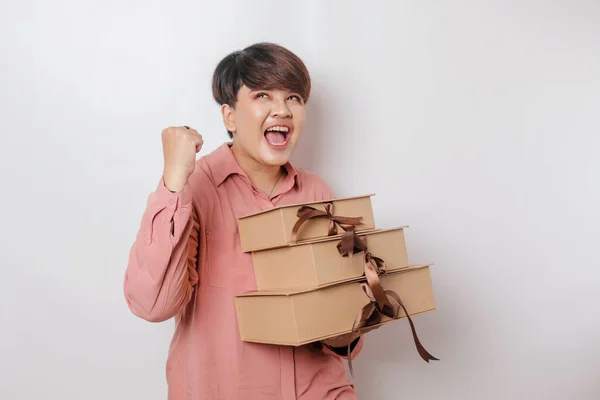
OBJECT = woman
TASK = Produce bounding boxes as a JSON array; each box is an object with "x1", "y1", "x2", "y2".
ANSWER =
[{"x1": 124, "y1": 42, "x2": 371, "y2": 399}]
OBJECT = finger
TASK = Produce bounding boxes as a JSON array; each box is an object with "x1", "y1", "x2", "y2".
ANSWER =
[
  {"x1": 192, "y1": 133, "x2": 203, "y2": 145},
  {"x1": 185, "y1": 128, "x2": 200, "y2": 138}
]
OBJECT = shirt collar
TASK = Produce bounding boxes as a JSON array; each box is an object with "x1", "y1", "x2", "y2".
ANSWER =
[{"x1": 210, "y1": 142, "x2": 299, "y2": 188}]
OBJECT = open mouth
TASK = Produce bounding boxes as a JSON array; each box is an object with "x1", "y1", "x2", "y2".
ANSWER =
[{"x1": 264, "y1": 125, "x2": 290, "y2": 147}]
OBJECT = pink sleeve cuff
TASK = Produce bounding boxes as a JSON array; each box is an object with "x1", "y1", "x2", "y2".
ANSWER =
[
  {"x1": 155, "y1": 177, "x2": 193, "y2": 208},
  {"x1": 143, "y1": 178, "x2": 194, "y2": 246}
]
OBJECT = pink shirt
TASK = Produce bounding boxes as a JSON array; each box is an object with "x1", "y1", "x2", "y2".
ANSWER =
[{"x1": 124, "y1": 143, "x2": 363, "y2": 400}]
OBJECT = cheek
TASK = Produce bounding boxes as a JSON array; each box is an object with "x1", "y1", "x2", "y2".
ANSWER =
[
  {"x1": 293, "y1": 109, "x2": 306, "y2": 130},
  {"x1": 252, "y1": 105, "x2": 270, "y2": 121},
  {"x1": 237, "y1": 110, "x2": 265, "y2": 137}
]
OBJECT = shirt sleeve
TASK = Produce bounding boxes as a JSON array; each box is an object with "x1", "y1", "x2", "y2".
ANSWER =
[{"x1": 123, "y1": 178, "x2": 200, "y2": 323}]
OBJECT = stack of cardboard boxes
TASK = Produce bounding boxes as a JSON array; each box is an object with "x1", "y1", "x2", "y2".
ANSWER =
[{"x1": 233, "y1": 194, "x2": 437, "y2": 361}]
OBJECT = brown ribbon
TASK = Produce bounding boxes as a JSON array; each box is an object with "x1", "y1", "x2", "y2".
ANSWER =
[
  {"x1": 291, "y1": 203, "x2": 364, "y2": 242},
  {"x1": 337, "y1": 233, "x2": 391, "y2": 313},
  {"x1": 336, "y1": 231, "x2": 439, "y2": 375},
  {"x1": 346, "y1": 284, "x2": 439, "y2": 375}
]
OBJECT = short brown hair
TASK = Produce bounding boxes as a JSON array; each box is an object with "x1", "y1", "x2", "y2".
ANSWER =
[{"x1": 212, "y1": 42, "x2": 311, "y2": 138}]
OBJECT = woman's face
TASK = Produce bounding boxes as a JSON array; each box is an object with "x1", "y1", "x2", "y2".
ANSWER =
[{"x1": 223, "y1": 85, "x2": 306, "y2": 167}]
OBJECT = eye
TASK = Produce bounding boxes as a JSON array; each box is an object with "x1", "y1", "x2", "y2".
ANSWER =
[
  {"x1": 288, "y1": 94, "x2": 302, "y2": 102},
  {"x1": 256, "y1": 92, "x2": 269, "y2": 99}
]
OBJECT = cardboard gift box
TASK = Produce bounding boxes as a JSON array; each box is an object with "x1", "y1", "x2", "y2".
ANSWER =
[
  {"x1": 234, "y1": 265, "x2": 436, "y2": 346},
  {"x1": 251, "y1": 227, "x2": 409, "y2": 291},
  {"x1": 237, "y1": 195, "x2": 376, "y2": 252}
]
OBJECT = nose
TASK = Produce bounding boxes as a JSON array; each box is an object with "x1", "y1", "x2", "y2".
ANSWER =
[{"x1": 272, "y1": 99, "x2": 292, "y2": 118}]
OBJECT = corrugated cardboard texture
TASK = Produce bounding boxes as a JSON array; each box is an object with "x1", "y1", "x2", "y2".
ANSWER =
[
  {"x1": 234, "y1": 265, "x2": 435, "y2": 346},
  {"x1": 237, "y1": 195, "x2": 376, "y2": 252},
  {"x1": 251, "y1": 228, "x2": 409, "y2": 290}
]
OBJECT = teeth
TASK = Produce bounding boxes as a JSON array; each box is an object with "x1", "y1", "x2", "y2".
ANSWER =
[{"x1": 266, "y1": 126, "x2": 289, "y2": 133}]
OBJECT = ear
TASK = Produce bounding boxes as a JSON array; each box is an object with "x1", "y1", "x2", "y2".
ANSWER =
[{"x1": 221, "y1": 104, "x2": 236, "y2": 133}]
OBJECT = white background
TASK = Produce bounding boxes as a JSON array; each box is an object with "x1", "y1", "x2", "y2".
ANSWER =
[{"x1": 1, "y1": 1, "x2": 599, "y2": 399}]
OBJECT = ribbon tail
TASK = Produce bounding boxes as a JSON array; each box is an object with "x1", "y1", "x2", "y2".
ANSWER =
[
  {"x1": 386, "y1": 290, "x2": 439, "y2": 362},
  {"x1": 364, "y1": 256, "x2": 392, "y2": 312},
  {"x1": 403, "y1": 305, "x2": 439, "y2": 362},
  {"x1": 347, "y1": 301, "x2": 377, "y2": 377}
]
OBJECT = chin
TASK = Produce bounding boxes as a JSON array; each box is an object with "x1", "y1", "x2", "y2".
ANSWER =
[
  {"x1": 259, "y1": 141, "x2": 295, "y2": 166},
  {"x1": 260, "y1": 152, "x2": 292, "y2": 167}
]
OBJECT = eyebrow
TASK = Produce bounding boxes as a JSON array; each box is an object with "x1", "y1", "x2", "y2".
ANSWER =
[{"x1": 249, "y1": 88, "x2": 302, "y2": 99}]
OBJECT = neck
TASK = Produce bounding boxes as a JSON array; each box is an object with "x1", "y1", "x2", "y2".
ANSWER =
[{"x1": 230, "y1": 142, "x2": 284, "y2": 194}]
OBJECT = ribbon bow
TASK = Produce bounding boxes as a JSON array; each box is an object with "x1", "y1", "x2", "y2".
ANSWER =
[
  {"x1": 346, "y1": 284, "x2": 439, "y2": 375},
  {"x1": 336, "y1": 231, "x2": 439, "y2": 376},
  {"x1": 291, "y1": 203, "x2": 363, "y2": 242},
  {"x1": 337, "y1": 233, "x2": 389, "y2": 309}
]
